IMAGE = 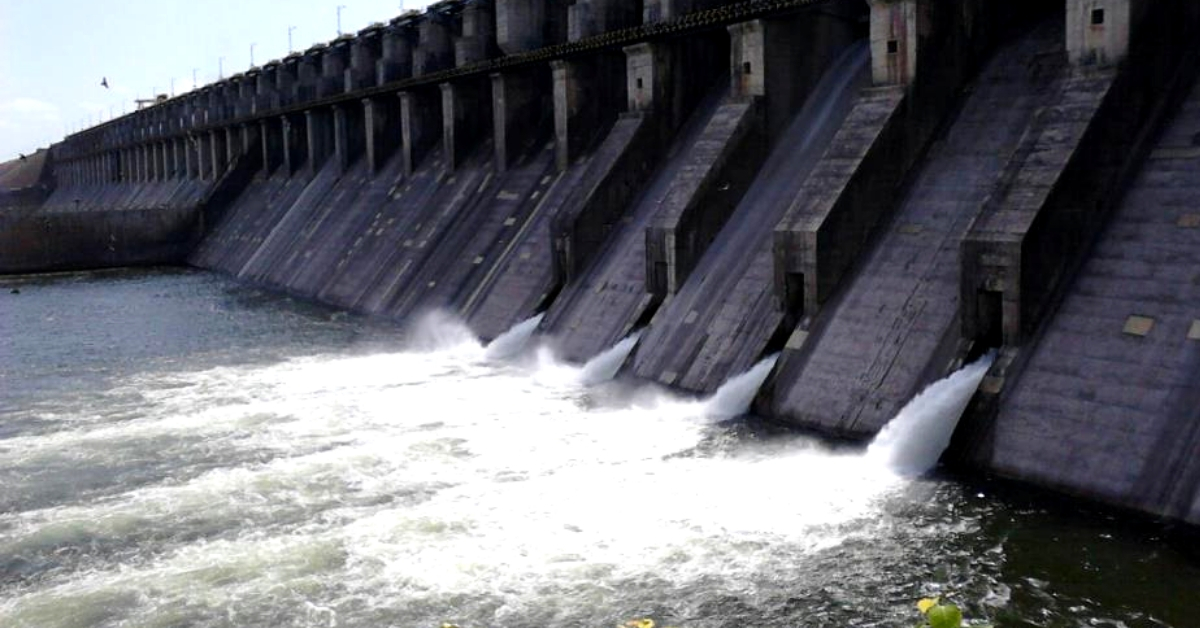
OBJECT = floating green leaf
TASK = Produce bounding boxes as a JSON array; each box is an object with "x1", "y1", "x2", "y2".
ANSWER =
[{"x1": 926, "y1": 604, "x2": 963, "y2": 628}]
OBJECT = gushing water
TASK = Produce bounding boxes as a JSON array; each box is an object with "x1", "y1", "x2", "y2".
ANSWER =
[
  {"x1": 866, "y1": 354, "x2": 995, "y2": 475},
  {"x1": 576, "y1": 332, "x2": 641, "y2": 386},
  {"x1": 484, "y1": 314, "x2": 544, "y2": 360},
  {"x1": 703, "y1": 354, "x2": 778, "y2": 419}
]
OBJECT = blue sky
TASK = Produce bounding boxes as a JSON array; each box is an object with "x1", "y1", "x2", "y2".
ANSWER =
[{"x1": 0, "y1": 0, "x2": 437, "y2": 161}]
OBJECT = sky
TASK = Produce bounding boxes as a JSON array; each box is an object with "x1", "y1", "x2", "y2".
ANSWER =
[{"x1": 0, "y1": 0, "x2": 438, "y2": 161}]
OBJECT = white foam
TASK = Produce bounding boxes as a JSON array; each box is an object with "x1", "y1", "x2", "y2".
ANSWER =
[{"x1": 0, "y1": 333, "x2": 918, "y2": 628}]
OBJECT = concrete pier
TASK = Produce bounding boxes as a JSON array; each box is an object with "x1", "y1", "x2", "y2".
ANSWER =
[
  {"x1": 441, "y1": 79, "x2": 491, "y2": 173},
  {"x1": 400, "y1": 88, "x2": 442, "y2": 176}
]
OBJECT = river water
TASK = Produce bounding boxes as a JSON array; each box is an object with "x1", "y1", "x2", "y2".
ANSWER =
[{"x1": 1, "y1": 268, "x2": 1197, "y2": 628}]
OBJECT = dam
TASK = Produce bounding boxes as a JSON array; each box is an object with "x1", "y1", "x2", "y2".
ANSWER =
[{"x1": 3, "y1": 0, "x2": 1200, "y2": 610}]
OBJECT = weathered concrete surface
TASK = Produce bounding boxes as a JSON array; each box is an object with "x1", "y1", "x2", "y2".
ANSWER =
[
  {"x1": 631, "y1": 43, "x2": 870, "y2": 393},
  {"x1": 460, "y1": 153, "x2": 592, "y2": 339},
  {"x1": 1, "y1": 174, "x2": 217, "y2": 273},
  {"x1": 0, "y1": 150, "x2": 50, "y2": 192},
  {"x1": 958, "y1": 0, "x2": 1195, "y2": 350},
  {"x1": 770, "y1": 85, "x2": 905, "y2": 323},
  {"x1": 379, "y1": 142, "x2": 560, "y2": 321},
  {"x1": 541, "y1": 85, "x2": 742, "y2": 362},
  {"x1": 770, "y1": 21, "x2": 1070, "y2": 438},
  {"x1": 192, "y1": 112, "x2": 576, "y2": 341},
  {"x1": 955, "y1": 73, "x2": 1200, "y2": 523},
  {"x1": 643, "y1": 98, "x2": 759, "y2": 298}
]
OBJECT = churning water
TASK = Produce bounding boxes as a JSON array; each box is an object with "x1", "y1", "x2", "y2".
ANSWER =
[{"x1": 2, "y1": 269, "x2": 1199, "y2": 628}]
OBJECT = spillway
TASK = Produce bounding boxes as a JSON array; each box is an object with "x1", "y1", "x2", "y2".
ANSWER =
[
  {"x1": 964, "y1": 69, "x2": 1200, "y2": 521},
  {"x1": 631, "y1": 42, "x2": 870, "y2": 393},
  {"x1": 771, "y1": 21, "x2": 1070, "y2": 437},
  {"x1": 539, "y1": 81, "x2": 743, "y2": 363}
]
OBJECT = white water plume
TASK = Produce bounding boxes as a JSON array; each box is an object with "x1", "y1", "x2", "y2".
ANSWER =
[
  {"x1": 576, "y1": 332, "x2": 641, "y2": 386},
  {"x1": 484, "y1": 314, "x2": 544, "y2": 360},
  {"x1": 866, "y1": 354, "x2": 995, "y2": 475},
  {"x1": 703, "y1": 354, "x2": 779, "y2": 419}
]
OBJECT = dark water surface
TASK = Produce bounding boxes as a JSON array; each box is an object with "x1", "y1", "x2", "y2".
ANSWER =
[{"x1": 1, "y1": 268, "x2": 1197, "y2": 628}]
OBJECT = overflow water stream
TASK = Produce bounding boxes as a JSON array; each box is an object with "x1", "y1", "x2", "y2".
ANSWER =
[{"x1": 2, "y1": 269, "x2": 1198, "y2": 628}]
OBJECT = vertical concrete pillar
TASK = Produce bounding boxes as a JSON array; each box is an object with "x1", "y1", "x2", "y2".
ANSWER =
[
  {"x1": 225, "y1": 127, "x2": 239, "y2": 165},
  {"x1": 551, "y1": 59, "x2": 599, "y2": 171},
  {"x1": 868, "y1": 0, "x2": 921, "y2": 86},
  {"x1": 1067, "y1": 0, "x2": 1140, "y2": 66},
  {"x1": 322, "y1": 42, "x2": 350, "y2": 97},
  {"x1": 261, "y1": 119, "x2": 279, "y2": 174},
  {"x1": 256, "y1": 64, "x2": 278, "y2": 113},
  {"x1": 497, "y1": 0, "x2": 547, "y2": 53},
  {"x1": 624, "y1": 42, "x2": 671, "y2": 114},
  {"x1": 211, "y1": 130, "x2": 228, "y2": 178},
  {"x1": 239, "y1": 74, "x2": 257, "y2": 117},
  {"x1": 456, "y1": 0, "x2": 497, "y2": 66},
  {"x1": 492, "y1": 69, "x2": 543, "y2": 171},
  {"x1": 378, "y1": 20, "x2": 417, "y2": 83},
  {"x1": 278, "y1": 58, "x2": 300, "y2": 106},
  {"x1": 440, "y1": 80, "x2": 490, "y2": 173},
  {"x1": 729, "y1": 21, "x2": 766, "y2": 101},
  {"x1": 140, "y1": 144, "x2": 151, "y2": 182},
  {"x1": 414, "y1": 14, "x2": 454, "y2": 76},
  {"x1": 185, "y1": 137, "x2": 196, "y2": 179},
  {"x1": 283, "y1": 114, "x2": 306, "y2": 175},
  {"x1": 297, "y1": 48, "x2": 323, "y2": 102},
  {"x1": 363, "y1": 97, "x2": 397, "y2": 173},
  {"x1": 198, "y1": 133, "x2": 212, "y2": 180},
  {"x1": 333, "y1": 105, "x2": 351, "y2": 173},
  {"x1": 150, "y1": 143, "x2": 160, "y2": 181},
  {"x1": 170, "y1": 139, "x2": 180, "y2": 179},
  {"x1": 399, "y1": 90, "x2": 442, "y2": 176},
  {"x1": 306, "y1": 109, "x2": 333, "y2": 173},
  {"x1": 569, "y1": 0, "x2": 641, "y2": 41},
  {"x1": 644, "y1": 0, "x2": 702, "y2": 23},
  {"x1": 348, "y1": 28, "x2": 382, "y2": 90},
  {"x1": 239, "y1": 124, "x2": 256, "y2": 158}
]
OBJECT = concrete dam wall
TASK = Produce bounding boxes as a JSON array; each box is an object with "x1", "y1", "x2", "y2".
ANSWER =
[{"x1": 6, "y1": 0, "x2": 1200, "y2": 525}]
